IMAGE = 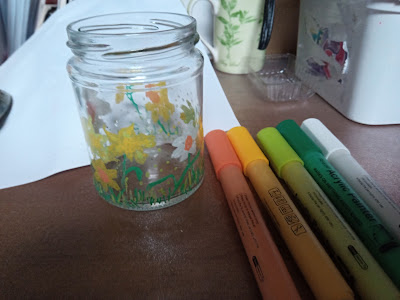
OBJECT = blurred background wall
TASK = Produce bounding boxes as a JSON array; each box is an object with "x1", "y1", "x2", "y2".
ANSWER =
[
  {"x1": 0, "y1": 0, "x2": 67, "y2": 64},
  {"x1": 0, "y1": 0, "x2": 299, "y2": 65}
]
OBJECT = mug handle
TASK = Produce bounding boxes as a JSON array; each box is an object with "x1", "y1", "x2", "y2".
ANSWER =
[
  {"x1": 258, "y1": 0, "x2": 275, "y2": 50},
  {"x1": 187, "y1": 0, "x2": 219, "y2": 61}
]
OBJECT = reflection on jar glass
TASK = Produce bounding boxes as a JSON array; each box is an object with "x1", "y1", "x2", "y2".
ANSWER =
[{"x1": 66, "y1": 12, "x2": 204, "y2": 210}]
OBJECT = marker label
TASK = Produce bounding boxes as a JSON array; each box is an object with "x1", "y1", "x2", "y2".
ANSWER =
[
  {"x1": 307, "y1": 154, "x2": 396, "y2": 249},
  {"x1": 357, "y1": 175, "x2": 394, "y2": 206},
  {"x1": 232, "y1": 193, "x2": 261, "y2": 246},
  {"x1": 266, "y1": 187, "x2": 307, "y2": 236}
]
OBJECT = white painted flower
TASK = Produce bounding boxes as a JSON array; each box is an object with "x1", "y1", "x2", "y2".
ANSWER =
[{"x1": 171, "y1": 126, "x2": 197, "y2": 162}]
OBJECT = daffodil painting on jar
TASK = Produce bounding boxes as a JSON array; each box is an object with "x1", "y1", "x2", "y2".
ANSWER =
[
  {"x1": 67, "y1": 12, "x2": 204, "y2": 210},
  {"x1": 78, "y1": 81, "x2": 204, "y2": 211}
]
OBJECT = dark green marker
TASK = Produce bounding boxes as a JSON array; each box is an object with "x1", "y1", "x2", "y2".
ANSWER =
[{"x1": 277, "y1": 119, "x2": 400, "y2": 288}]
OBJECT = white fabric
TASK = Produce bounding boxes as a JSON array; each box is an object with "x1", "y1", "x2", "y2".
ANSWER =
[{"x1": 0, "y1": 0, "x2": 239, "y2": 189}]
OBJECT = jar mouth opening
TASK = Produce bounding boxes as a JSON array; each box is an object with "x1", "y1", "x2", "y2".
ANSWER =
[{"x1": 67, "y1": 12, "x2": 196, "y2": 37}]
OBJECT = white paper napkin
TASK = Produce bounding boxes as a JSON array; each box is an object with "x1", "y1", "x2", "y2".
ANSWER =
[{"x1": 0, "y1": 0, "x2": 239, "y2": 189}]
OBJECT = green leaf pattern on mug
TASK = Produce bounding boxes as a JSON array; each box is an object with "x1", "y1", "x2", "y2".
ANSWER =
[{"x1": 217, "y1": 0, "x2": 257, "y2": 66}]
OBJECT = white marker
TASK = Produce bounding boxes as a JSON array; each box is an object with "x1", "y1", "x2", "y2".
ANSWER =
[{"x1": 301, "y1": 118, "x2": 400, "y2": 242}]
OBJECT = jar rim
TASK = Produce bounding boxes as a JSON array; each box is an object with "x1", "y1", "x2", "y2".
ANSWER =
[{"x1": 67, "y1": 12, "x2": 196, "y2": 37}]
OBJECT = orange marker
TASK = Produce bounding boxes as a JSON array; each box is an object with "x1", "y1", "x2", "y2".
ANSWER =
[{"x1": 205, "y1": 129, "x2": 301, "y2": 300}]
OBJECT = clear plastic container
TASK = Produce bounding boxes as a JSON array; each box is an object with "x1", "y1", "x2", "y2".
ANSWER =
[
  {"x1": 248, "y1": 53, "x2": 314, "y2": 101},
  {"x1": 66, "y1": 12, "x2": 204, "y2": 210}
]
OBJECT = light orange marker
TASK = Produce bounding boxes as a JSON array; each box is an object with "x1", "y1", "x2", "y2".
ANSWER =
[
  {"x1": 227, "y1": 126, "x2": 354, "y2": 300},
  {"x1": 205, "y1": 129, "x2": 301, "y2": 300}
]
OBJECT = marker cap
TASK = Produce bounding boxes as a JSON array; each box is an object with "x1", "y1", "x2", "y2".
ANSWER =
[
  {"x1": 205, "y1": 130, "x2": 242, "y2": 180},
  {"x1": 257, "y1": 127, "x2": 304, "y2": 178},
  {"x1": 301, "y1": 118, "x2": 350, "y2": 160},
  {"x1": 276, "y1": 119, "x2": 323, "y2": 160},
  {"x1": 227, "y1": 126, "x2": 269, "y2": 176}
]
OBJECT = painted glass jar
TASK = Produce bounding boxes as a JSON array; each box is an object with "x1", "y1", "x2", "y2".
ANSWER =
[{"x1": 66, "y1": 12, "x2": 204, "y2": 210}]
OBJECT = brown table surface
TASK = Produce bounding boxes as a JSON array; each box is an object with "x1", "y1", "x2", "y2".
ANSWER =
[{"x1": 1, "y1": 70, "x2": 399, "y2": 299}]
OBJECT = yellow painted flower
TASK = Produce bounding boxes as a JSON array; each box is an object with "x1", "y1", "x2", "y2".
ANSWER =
[
  {"x1": 81, "y1": 117, "x2": 108, "y2": 159},
  {"x1": 144, "y1": 82, "x2": 175, "y2": 123},
  {"x1": 92, "y1": 159, "x2": 120, "y2": 192},
  {"x1": 104, "y1": 123, "x2": 156, "y2": 164},
  {"x1": 196, "y1": 118, "x2": 204, "y2": 155},
  {"x1": 115, "y1": 85, "x2": 125, "y2": 104}
]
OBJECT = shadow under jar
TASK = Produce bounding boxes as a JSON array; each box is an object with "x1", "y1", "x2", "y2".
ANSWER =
[{"x1": 67, "y1": 12, "x2": 205, "y2": 210}]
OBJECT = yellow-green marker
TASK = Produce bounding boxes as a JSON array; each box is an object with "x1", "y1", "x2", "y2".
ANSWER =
[{"x1": 257, "y1": 127, "x2": 400, "y2": 300}]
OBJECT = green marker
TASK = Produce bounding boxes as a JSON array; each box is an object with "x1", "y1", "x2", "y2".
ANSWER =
[
  {"x1": 257, "y1": 127, "x2": 400, "y2": 299},
  {"x1": 276, "y1": 119, "x2": 400, "y2": 288}
]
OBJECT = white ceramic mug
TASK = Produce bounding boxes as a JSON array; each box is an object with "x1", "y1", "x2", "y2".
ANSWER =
[{"x1": 188, "y1": 0, "x2": 266, "y2": 74}]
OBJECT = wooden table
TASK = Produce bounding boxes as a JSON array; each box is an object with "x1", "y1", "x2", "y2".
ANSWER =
[{"x1": 1, "y1": 70, "x2": 399, "y2": 299}]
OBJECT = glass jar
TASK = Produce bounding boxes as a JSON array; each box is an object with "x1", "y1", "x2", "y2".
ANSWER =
[{"x1": 66, "y1": 12, "x2": 204, "y2": 210}]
